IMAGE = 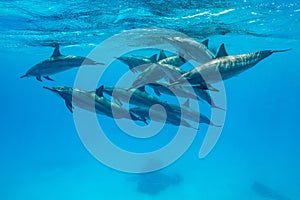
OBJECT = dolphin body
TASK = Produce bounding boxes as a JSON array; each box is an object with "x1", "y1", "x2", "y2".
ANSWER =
[
  {"x1": 170, "y1": 46, "x2": 290, "y2": 86},
  {"x1": 129, "y1": 63, "x2": 185, "y2": 90},
  {"x1": 165, "y1": 99, "x2": 221, "y2": 127},
  {"x1": 103, "y1": 85, "x2": 169, "y2": 108},
  {"x1": 130, "y1": 106, "x2": 198, "y2": 130},
  {"x1": 157, "y1": 50, "x2": 187, "y2": 68},
  {"x1": 116, "y1": 54, "x2": 158, "y2": 72},
  {"x1": 43, "y1": 85, "x2": 146, "y2": 124},
  {"x1": 164, "y1": 37, "x2": 215, "y2": 63},
  {"x1": 148, "y1": 82, "x2": 223, "y2": 110},
  {"x1": 20, "y1": 45, "x2": 103, "y2": 82}
]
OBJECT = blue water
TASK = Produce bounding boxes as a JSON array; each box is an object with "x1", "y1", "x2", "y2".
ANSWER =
[{"x1": 1, "y1": 1, "x2": 300, "y2": 199}]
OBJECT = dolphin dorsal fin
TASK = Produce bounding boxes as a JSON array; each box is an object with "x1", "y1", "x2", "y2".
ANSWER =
[
  {"x1": 51, "y1": 44, "x2": 62, "y2": 57},
  {"x1": 158, "y1": 50, "x2": 167, "y2": 61},
  {"x1": 96, "y1": 85, "x2": 104, "y2": 97},
  {"x1": 216, "y1": 44, "x2": 228, "y2": 58},
  {"x1": 183, "y1": 99, "x2": 190, "y2": 107},
  {"x1": 149, "y1": 54, "x2": 158, "y2": 62},
  {"x1": 137, "y1": 86, "x2": 146, "y2": 92},
  {"x1": 201, "y1": 39, "x2": 209, "y2": 48}
]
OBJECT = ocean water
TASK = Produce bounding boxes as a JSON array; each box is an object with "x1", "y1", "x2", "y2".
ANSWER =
[{"x1": 1, "y1": 1, "x2": 300, "y2": 200}]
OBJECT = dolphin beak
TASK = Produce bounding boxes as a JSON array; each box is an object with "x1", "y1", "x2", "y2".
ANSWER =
[{"x1": 43, "y1": 86, "x2": 56, "y2": 92}]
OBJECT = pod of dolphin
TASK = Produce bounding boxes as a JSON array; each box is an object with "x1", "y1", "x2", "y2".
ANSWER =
[{"x1": 20, "y1": 37, "x2": 290, "y2": 130}]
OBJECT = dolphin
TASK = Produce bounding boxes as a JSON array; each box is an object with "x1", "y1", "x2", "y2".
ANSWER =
[
  {"x1": 163, "y1": 37, "x2": 215, "y2": 63},
  {"x1": 103, "y1": 85, "x2": 169, "y2": 108},
  {"x1": 20, "y1": 44, "x2": 104, "y2": 82},
  {"x1": 130, "y1": 106, "x2": 198, "y2": 130},
  {"x1": 170, "y1": 45, "x2": 290, "y2": 86},
  {"x1": 43, "y1": 85, "x2": 147, "y2": 124},
  {"x1": 165, "y1": 99, "x2": 221, "y2": 127},
  {"x1": 116, "y1": 53, "x2": 158, "y2": 72}
]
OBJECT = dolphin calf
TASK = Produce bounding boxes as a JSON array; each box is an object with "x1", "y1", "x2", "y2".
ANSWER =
[
  {"x1": 170, "y1": 46, "x2": 290, "y2": 86},
  {"x1": 43, "y1": 85, "x2": 146, "y2": 124},
  {"x1": 116, "y1": 53, "x2": 158, "y2": 72},
  {"x1": 20, "y1": 44, "x2": 104, "y2": 82},
  {"x1": 103, "y1": 85, "x2": 168, "y2": 108}
]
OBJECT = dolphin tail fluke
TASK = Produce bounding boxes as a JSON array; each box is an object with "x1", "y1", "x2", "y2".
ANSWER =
[
  {"x1": 204, "y1": 83, "x2": 219, "y2": 92},
  {"x1": 20, "y1": 74, "x2": 27, "y2": 79}
]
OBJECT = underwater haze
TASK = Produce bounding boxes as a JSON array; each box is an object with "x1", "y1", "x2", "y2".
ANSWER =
[{"x1": 1, "y1": 0, "x2": 300, "y2": 200}]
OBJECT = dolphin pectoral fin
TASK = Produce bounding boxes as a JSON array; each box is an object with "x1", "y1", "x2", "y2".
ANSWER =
[
  {"x1": 95, "y1": 62, "x2": 105, "y2": 65},
  {"x1": 210, "y1": 122, "x2": 222, "y2": 127},
  {"x1": 130, "y1": 68, "x2": 138, "y2": 73},
  {"x1": 130, "y1": 111, "x2": 148, "y2": 125},
  {"x1": 44, "y1": 76, "x2": 54, "y2": 81},
  {"x1": 65, "y1": 100, "x2": 73, "y2": 113},
  {"x1": 36, "y1": 76, "x2": 42, "y2": 82},
  {"x1": 216, "y1": 43, "x2": 228, "y2": 58},
  {"x1": 212, "y1": 103, "x2": 226, "y2": 111},
  {"x1": 183, "y1": 120, "x2": 199, "y2": 130}
]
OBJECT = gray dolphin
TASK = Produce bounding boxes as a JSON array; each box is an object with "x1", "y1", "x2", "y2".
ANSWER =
[
  {"x1": 116, "y1": 53, "x2": 158, "y2": 72},
  {"x1": 170, "y1": 46, "x2": 290, "y2": 86},
  {"x1": 20, "y1": 44, "x2": 104, "y2": 82},
  {"x1": 130, "y1": 106, "x2": 198, "y2": 130},
  {"x1": 103, "y1": 85, "x2": 168, "y2": 108},
  {"x1": 43, "y1": 85, "x2": 146, "y2": 124}
]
